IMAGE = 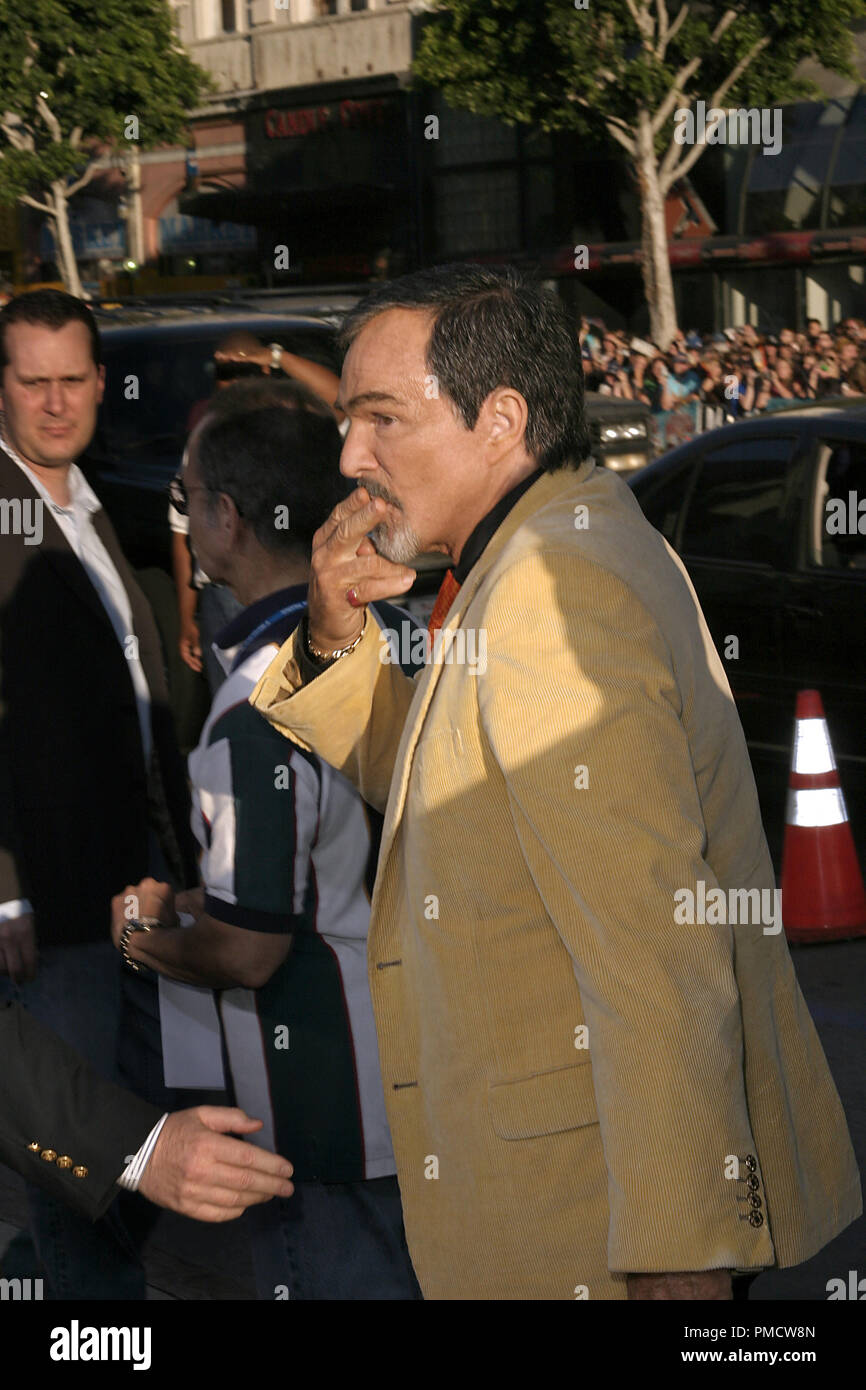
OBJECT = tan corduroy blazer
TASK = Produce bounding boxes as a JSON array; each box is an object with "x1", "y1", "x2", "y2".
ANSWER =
[{"x1": 251, "y1": 460, "x2": 861, "y2": 1300}]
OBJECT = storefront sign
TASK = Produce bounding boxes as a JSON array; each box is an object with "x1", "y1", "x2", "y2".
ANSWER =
[
  {"x1": 159, "y1": 214, "x2": 257, "y2": 252},
  {"x1": 39, "y1": 221, "x2": 125, "y2": 260},
  {"x1": 264, "y1": 98, "x2": 390, "y2": 139}
]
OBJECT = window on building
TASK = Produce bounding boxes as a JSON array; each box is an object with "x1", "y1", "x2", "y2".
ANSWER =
[
  {"x1": 826, "y1": 92, "x2": 866, "y2": 228},
  {"x1": 434, "y1": 169, "x2": 520, "y2": 256},
  {"x1": 743, "y1": 99, "x2": 851, "y2": 234},
  {"x1": 221, "y1": 0, "x2": 237, "y2": 31},
  {"x1": 432, "y1": 105, "x2": 518, "y2": 167}
]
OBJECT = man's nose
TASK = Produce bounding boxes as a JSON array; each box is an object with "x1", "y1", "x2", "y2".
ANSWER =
[
  {"x1": 43, "y1": 380, "x2": 65, "y2": 413},
  {"x1": 339, "y1": 420, "x2": 376, "y2": 480}
]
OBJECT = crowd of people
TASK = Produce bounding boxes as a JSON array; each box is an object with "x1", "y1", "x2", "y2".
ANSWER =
[{"x1": 581, "y1": 314, "x2": 866, "y2": 417}]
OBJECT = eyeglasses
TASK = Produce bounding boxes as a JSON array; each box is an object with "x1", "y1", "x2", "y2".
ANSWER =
[{"x1": 168, "y1": 473, "x2": 244, "y2": 518}]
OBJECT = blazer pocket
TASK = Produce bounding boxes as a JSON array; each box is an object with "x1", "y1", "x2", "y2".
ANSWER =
[{"x1": 488, "y1": 1061, "x2": 599, "y2": 1140}]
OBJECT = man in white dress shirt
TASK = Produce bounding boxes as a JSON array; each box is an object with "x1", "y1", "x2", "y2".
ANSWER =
[{"x1": 0, "y1": 289, "x2": 200, "y2": 1297}]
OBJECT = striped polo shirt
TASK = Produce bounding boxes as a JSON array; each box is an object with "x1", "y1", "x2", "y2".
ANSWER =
[{"x1": 189, "y1": 585, "x2": 409, "y2": 1182}]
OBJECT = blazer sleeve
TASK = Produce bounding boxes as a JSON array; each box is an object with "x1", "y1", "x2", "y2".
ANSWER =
[
  {"x1": 0, "y1": 1002, "x2": 164, "y2": 1221},
  {"x1": 0, "y1": 688, "x2": 26, "y2": 905},
  {"x1": 478, "y1": 550, "x2": 776, "y2": 1274},
  {"x1": 250, "y1": 606, "x2": 420, "y2": 815},
  {"x1": 0, "y1": 572, "x2": 26, "y2": 906}
]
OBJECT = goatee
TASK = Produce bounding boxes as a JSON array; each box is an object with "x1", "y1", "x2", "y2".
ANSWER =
[{"x1": 361, "y1": 481, "x2": 422, "y2": 563}]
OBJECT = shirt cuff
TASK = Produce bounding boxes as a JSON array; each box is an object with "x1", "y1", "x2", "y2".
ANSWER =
[
  {"x1": 298, "y1": 616, "x2": 332, "y2": 681},
  {"x1": 117, "y1": 1112, "x2": 169, "y2": 1191},
  {"x1": 0, "y1": 898, "x2": 34, "y2": 922}
]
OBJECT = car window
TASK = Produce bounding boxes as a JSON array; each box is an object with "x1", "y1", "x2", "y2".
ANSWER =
[
  {"x1": 98, "y1": 336, "x2": 215, "y2": 455},
  {"x1": 631, "y1": 457, "x2": 695, "y2": 544},
  {"x1": 815, "y1": 439, "x2": 866, "y2": 571},
  {"x1": 680, "y1": 438, "x2": 795, "y2": 566},
  {"x1": 96, "y1": 326, "x2": 337, "y2": 460}
]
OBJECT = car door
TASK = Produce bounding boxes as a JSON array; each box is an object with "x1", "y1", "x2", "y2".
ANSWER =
[
  {"x1": 675, "y1": 435, "x2": 799, "y2": 755},
  {"x1": 783, "y1": 431, "x2": 866, "y2": 857}
]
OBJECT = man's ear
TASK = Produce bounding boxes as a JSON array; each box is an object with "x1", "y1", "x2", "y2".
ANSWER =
[
  {"x1": 96, "y1": 363, "x2": 106, "y2": 406},
  {"x1": 217, "y1": 490, "x2": 243, "y2": 539},
  {"x1": 484, "y1": 386, "x2": 528, "y2": 456}
]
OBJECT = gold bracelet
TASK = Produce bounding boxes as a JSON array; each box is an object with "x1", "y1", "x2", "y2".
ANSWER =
[
  {"x1": 306, "y1": 613, "x2": 366, "y2": 664},
  {"x1": 119, "y1": 917, "x2": 160, "y2": 974}
]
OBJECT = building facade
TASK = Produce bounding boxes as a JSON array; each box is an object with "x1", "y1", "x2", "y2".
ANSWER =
[{"x1": 29, "y1": 3, "x2": 866, "y2": 329}]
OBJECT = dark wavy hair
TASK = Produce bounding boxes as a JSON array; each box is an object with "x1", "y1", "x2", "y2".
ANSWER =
[
  {"x1": 338, "y1": 263, "x2": 590, "y2": 471},
  {"x1": 0, "y1": 289, "x2": 101, "y2": 372},
  {"x1": 194, "y1": 377, "x2": 349, "y2": 559}
]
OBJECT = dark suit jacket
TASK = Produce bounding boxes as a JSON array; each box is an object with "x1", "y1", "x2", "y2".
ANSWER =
[
  {"x1": 0, "y1": 1000, "x2": 162, "y2": 1219},
  {"x1": 0, "y1": 447, "x2": 198, "y2": 945}
]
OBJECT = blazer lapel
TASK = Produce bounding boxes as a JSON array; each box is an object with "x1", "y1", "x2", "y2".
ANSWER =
[
  {"x1": 91, "y1": 507, "x2": 165, "y2": 701},
  {"x1": 374, "y1": 462, "x2": 595, "y2": 877},
  {"x1": 0, "y1": 447, "x2": 116, "y2": 635}
]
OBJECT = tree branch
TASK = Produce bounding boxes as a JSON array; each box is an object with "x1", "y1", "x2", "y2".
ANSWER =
[
  {"x1": 605, "y1": 118, "x2": 637, "y2": 156},
  {"x1": 659, "y1": 133, "x2": 714, "y2": 191},
  {"x1": 711, "y1": 8, "x2": 738, "y2": 44},
  {"x1": 658, "y1": 30, "x2": 773, "y2": 187},
  {"x1": 651, "y1": 3, "x2": 738, "y2": 136},
  {"x1": 625, "y1": 0, "x2": 655, "y2": 50},
  {"x1": 654, "y1": 0, "x2": 669, "y2": 54},
  {"x1": 651, "y1": 56, "x2": 702, "y2": 134},
  {"x1": 0, "y1": 117, "x2": 34, "y2": 153},
  {"x1": 566, "y1": 92, "x2": 635, "y2": 143},
  {"x1": 659, "y1": 2, "x2": 689, "y2": 61},
  {"x1": 19, "y1": 192, "x2": 55, "y2": 215},
  {"x1": 64, "y1": 161, "x2": 100, "y2": 198},
  {"x1": 36, "y1": 94, "x2": 63, "y2": 143},
  {"x1": 707, "y1": 33, "x2": 772, "y2": 111}
]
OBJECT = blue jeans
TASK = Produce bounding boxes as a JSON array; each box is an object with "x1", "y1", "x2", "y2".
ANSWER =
[{"x1": 247, "y1": 1176, "x2": 422, "y2": 1301}]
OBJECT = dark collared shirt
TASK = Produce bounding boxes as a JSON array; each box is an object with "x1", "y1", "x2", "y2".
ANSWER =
[{"x1": 453, "y1": 468, "x2": 543, "y2": 583}]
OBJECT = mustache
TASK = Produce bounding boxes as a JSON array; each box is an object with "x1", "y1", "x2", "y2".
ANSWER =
[{"x1": 359, "y1": 479, "x2": 404, "y2": 513}]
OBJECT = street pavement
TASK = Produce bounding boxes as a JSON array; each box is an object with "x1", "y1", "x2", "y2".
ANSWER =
[{"x1": 1, "y1": 936, "x2": 863, "y2": 1301}]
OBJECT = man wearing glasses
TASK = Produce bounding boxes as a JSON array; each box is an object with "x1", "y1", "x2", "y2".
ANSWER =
[{"x1": 169, "y1": 332, "x2": 342, "y2": 694}]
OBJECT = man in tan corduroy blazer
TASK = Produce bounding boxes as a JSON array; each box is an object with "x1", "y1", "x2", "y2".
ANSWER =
[{"x1": 251, "y1": 265, "x2": 861, "y2": 1300}]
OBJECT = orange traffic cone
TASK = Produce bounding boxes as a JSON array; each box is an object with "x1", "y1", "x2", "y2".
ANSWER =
[{"x1": 781, "y1": 690, "x2": 866, "y2": 944}]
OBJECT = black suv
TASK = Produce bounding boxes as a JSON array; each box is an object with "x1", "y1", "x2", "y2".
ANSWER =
[
  {"x1": 84, "y1": 303, "x2": 344, "y2": 573},
  {"x1": 629, "y1": 401, "x2": 866, "y2": 867}
]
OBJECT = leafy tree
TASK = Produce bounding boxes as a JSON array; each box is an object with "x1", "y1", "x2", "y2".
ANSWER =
[
  {"x1": 414, "y1": 0, "x2": 866, "y2": 345},
  {"x1": 0, "y1": 0, "x2": 211, "y2": 297}
]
